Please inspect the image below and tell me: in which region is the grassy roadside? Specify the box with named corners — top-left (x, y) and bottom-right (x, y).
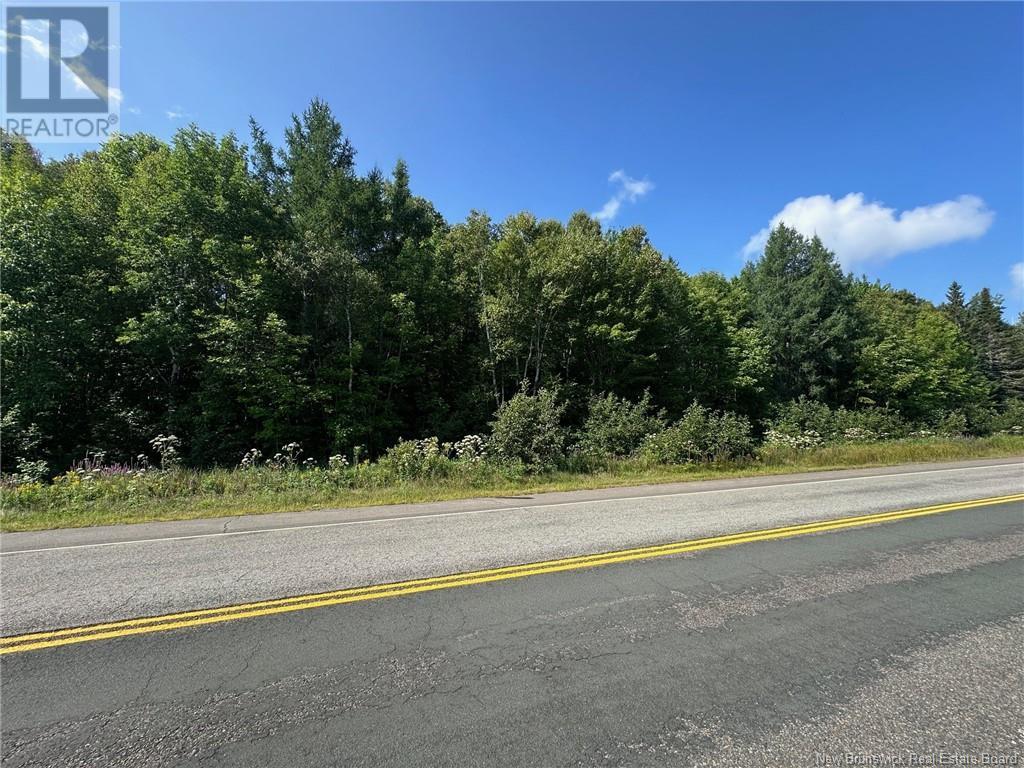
top-left (2, 436), bottom-right (1022, 533)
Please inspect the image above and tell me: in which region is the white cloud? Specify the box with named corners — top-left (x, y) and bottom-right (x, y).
top-left (5, 20), bottom-right (119, 104)
top-left (593, 170), bottom-right (653, 223)
top-left (1011, 262), bottom-right (1024, 296)
top-left (69, 70), bottom-right (93, 94)
top-left (126, 106), bottom-right (141, 115)
top-left (2, 21), bottom-right (50, 57)
top-left (165, 106), bottom-right (186, 120)
top-left (742, 193), bottom-right (995, 267)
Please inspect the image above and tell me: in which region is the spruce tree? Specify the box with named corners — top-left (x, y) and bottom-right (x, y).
top-left (965, 289), bottom-right (1024, 401)
top-left (738, 225), bottom-right (859, 406)
top-left (942, 281), bottom-right (967, 329)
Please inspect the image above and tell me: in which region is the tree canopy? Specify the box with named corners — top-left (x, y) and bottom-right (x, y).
top-left (1, 103), bottom-right (1017, 472)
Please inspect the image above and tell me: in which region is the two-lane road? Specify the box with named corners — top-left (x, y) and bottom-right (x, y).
top-left (1, 459), bottom-right (1022, 766)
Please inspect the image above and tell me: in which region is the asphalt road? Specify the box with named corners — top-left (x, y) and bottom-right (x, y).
top-left (1, 460), bottom-right (1022, 766)
top-left (1, 458), bottom-right (1021, 634)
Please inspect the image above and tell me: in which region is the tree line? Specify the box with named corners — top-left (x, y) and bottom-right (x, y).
top-left (2, 99), bottom-right (1022, 474)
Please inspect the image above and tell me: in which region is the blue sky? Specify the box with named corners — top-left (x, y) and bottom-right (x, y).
top-left (57, 2), bottom-right (1024, 315)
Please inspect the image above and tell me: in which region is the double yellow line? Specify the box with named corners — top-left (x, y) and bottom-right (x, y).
top-left (3, 493), bottom-right (1021, 656)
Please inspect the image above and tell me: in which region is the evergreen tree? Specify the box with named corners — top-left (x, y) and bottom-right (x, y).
top-left (738, 225), bottom-right (860, 406)
top-left (965, 289), bottom-right (1024, 401)
top-left (0, 109), bottom-right (1012, 474)
top-left (941, 281), bottom-right (967, 329)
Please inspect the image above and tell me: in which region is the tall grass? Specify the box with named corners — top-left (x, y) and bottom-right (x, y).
top-left (2, 435), bottom-right (1021, 532)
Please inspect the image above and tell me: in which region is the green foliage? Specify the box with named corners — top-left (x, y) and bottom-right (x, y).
top-left (854, 283), bottom-right (989, 422)
top-left (688, 273), bottom-right (771, 414)
top-left (487, 388), bottom-right (567, 471)
top-left (377, 435), bottom-right (487, 481)
top-left (934, 411), bottom-right (969, 437)
top-left (639, 403), bottom-right (754, 464)
top-left (0, 406), bottom-right (44, 476)
top-left (964, 288), bottom-right (1024, 402)
top-left (6, 435), bottom-right (1022, 532)
top-left (739, 226), bottom-right (859, 406)
top-left (940, 281), bottom-right (967, 330)
top-left (577, 392), bottom-right (666, 458)
top-left (942, 399), bottom-right (1024, 438)
top-left (988, 399), bottom-right (1024, 434)
top-left (765, 398), bottom-right (909, 445)
top-left (0, 105), bottom-right (1017, 481)
top-left (378, 437), bottom-right (457, 481)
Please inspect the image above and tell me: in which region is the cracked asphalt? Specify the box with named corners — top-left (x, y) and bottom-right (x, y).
top-left (1, 482), bottom-right (1022, 766)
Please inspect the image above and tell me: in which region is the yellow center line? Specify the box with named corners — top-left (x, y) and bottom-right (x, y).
top-left (2, 493), bottom-right (1021, 655)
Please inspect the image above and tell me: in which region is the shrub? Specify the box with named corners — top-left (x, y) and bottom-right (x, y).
top-left (11, 458), bottom-right (48, 485)
top-left (832, 407), bottom-right (908, 440)
top-left (378, 437), bottom-right (451, 481)
top-left (934, 411), bottom-right (968, 437)
top-left (449, 434), bottom-right (487, 463)
top-left (765, 398), bottom-right (835, 441)
top-left (952, 407), bottom-right (989, 436)
top-left (488, 388), bottom-right (567, 471)
top-left (765, 399), bottom-right (908, 444)
top-left (0, 405), bottom-right (44, 477)
top-left (376, 434), bottom-right (489, 481)
top-left (991, 399), bottom-right (1024, 435)
top-left (577, 392), bottom-right (666, 458)
top-left (839, 427), bottom-right (876, 442)
top-left (763, 429), bottom-right (825, 450)
top-left (639, 403), bottom-right (754, 464)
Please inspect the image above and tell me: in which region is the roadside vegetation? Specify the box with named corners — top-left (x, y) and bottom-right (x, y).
top-left (3, 397), bottom-right (1022, 531)
top-left (3, 100), bottom-right (1023, 530)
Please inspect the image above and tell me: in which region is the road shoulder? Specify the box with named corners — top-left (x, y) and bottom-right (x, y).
top-left (3, 457), bottom-right (1021, 553)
